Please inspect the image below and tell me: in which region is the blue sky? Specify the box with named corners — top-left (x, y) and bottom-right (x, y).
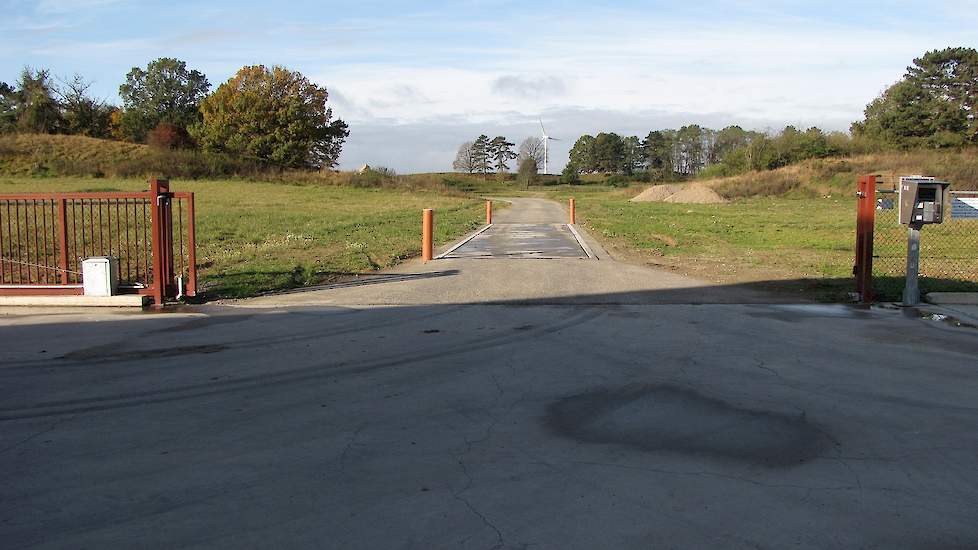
top-left (2, 0), bottom-right (976, 172)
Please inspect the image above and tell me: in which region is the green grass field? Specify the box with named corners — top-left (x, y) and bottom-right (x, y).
top-left (548, 185), bottom-right (860, 299)
top-left (0, 176), bottom-right (486, 298)
top-left (550, 185), bottom-right (978, 300)
top-left (4, 156), bottom-right (975, 303)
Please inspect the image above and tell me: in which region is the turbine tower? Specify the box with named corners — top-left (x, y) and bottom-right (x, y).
top-left (540, 118), bottom-right (559, 174)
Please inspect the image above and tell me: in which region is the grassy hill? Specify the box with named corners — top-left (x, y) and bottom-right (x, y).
top-left (0, 133), bottom-right (146, 175)
top-left (0, 133), bottom-right (266, 179)
top-left (0, 134), bottom-right (522, 195)
top-left (699, 149), bottom-right (978, 199)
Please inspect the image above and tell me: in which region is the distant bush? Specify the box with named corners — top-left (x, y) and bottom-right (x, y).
top-left (373, 166), bottom-right (396, 178)
top-left (604, 174), bottom-right (631, 187)
top-left (517, 158), bottom-right (538, 189)
top-left (347, 167), bottom-right (396, 187)
top-left (705, 147), bottom-right (978, 199)
top-left (696, 163), bottom-right (737, 180)
top-left (712, 173), bottom-right (804, 198)
top-left (71, 148), bottom-right (267, 179)
top-left (147, 122), bottom-right (195, 150)
top-left (559, 164), bottom-right (580, 185)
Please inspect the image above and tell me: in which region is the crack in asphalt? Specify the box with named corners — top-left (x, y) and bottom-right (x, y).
top-left (0, 415), bottom-right (73, 456)
top-left (337, 423), bottom-right (367, 474)
top-left (452, 427), bottom-right (504, 550)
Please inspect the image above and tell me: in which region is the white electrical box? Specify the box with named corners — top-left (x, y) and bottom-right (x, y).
top-left (82, 257), bottom-right (119, 297)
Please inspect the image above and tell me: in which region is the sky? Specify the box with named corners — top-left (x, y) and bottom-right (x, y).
top-left (2, 0), bottom-right (976, 173)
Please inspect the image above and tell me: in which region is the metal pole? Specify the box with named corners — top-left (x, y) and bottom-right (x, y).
top-left (486, 200), bottom-right (492, 225)
top-left (902, 224), bottom-right (922, 306)
top-left (57, 198), bottom-right (70, 285)
top-left (185, 193), bottom-right (197, 297)
top-left (569, 198), bottom-right (576, 225)
top-left (544, 139), bottom-right (548, 175)
top-left (854, 175), bottom-right (876, 303)
top-left (149, 178), bottom-right (168, 306)
top-left (422, 209), bottom-right (433, 262)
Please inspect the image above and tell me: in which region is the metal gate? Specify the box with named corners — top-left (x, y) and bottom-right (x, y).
top-left (0, 178), bottom-right (197, 305)
top-left (854, 174), bottom-right (978, 302)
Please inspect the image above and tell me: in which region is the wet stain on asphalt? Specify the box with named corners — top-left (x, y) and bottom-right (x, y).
top-left (746, 304), bottom-right (873, 323)
top-left (163, 314), bottom-right (257, 333)
top-left (546, 384), bottom-right (831, 467)
top-left (61, 344), bottom-right (228, 362)
top-left (915, 310), bottom-right (978, 330)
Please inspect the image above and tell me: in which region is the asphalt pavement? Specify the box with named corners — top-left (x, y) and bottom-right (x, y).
top-left (2, 198), bottom-right (977, 549)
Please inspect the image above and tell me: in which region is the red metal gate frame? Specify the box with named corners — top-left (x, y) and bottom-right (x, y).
top-left (854, 174), bottom-right (877, 303)
top-left (0, 178), bottom-right (196, 305)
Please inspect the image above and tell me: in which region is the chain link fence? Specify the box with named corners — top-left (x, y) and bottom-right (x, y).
top-left (872, 188), bottom-right (978, 300)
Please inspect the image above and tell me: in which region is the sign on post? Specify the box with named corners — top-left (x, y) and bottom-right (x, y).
top-left (897, 176), bottom-right (950, 307)
top-left (952, 196), bottom-right (978, 219)
top-left (898, 177), bottom-right (950, 225)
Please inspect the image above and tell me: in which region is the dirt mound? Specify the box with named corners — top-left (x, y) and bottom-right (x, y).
top-left (631, 183), bottom-right (727, 204)
top-left (663, 184), bottom-right (727, 204)
top-left (629, 184), bottom-right (683, 202)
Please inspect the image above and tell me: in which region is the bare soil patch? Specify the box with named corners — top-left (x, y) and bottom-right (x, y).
top-left (631, 183), bottom-right (726, 204)
top-left (630, 184), bottom-right (683, 202)
top-left (663, 183), bottom-right (727, 204)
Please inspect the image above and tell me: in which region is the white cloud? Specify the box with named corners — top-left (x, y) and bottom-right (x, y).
top-left (35, 0), bottom-right (122, 14)
top-left (491, 75), bottom-right (567, 99)
top-left (319, 12), bottom-right (976, 172)
top-left (8, 0), bottom-right (976, 173)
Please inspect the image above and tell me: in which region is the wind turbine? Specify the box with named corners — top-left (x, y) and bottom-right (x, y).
top-left (539, 118), bottom-right (559, 174)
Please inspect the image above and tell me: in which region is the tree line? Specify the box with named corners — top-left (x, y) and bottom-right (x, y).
top-left (0, 58), bottom-right (348, 169)
top-left (852, 47), bottom-right (977, 149)
top-left (566, 125), bottom-right (850, 180)
top-left (564, 47), bottom-right (976, 181)
top-left (453, 136), bottom-right (546, 175)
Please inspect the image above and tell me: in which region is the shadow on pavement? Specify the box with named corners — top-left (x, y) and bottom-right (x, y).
top-left (2, 279), bottom-right (978, 549)
top-left (255, 269), bottom-right (461, 296)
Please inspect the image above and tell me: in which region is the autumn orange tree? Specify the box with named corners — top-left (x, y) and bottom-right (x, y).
top-left (193, 65), bottom-right (348, 169)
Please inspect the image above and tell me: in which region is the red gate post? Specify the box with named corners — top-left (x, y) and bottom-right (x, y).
top-left (486, 200), bottom-right (492, 225)
top-left (149, 178), bottom-right (171, 306)
top-left (854, 175), bottom-right (877, 303)
top-left (569, 198), bottom-right (576, 225)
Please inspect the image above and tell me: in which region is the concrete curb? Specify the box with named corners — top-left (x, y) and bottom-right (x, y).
top-left (0, 295), bottom-right (149, 308)
top-left (565, 222), bottom-right (609, 260)
top-left (926, 292), bottom-right (978, 305)
top-left (567, 224), bottom-right (595, 259)
top-left (436, 224), bottom-right (493, 259)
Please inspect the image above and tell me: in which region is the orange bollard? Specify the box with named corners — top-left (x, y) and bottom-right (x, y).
top-left (422, 208), bottom-right (434, 261)
top-left (569, 198), bottom-right (576, 225)
top-left (486, 200), bottom-right (492, 224)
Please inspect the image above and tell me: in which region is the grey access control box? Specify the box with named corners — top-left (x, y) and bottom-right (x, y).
top-left (898, 176), bottom-right (951, 225)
